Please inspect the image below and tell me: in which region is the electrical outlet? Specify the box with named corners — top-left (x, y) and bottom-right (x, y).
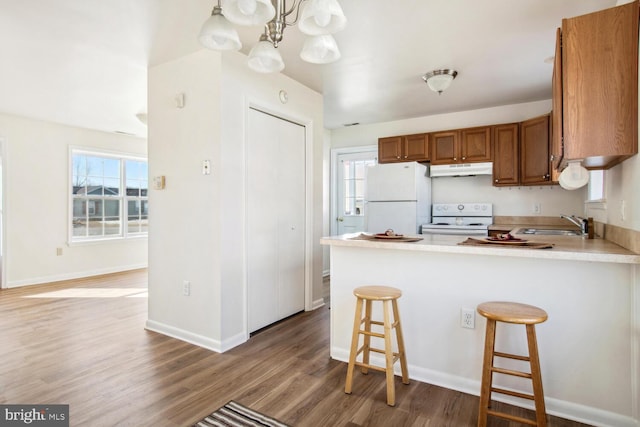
top-left (183, 280), bottom-right (191, 296)
top-left (56, 247), bottom-right (63, 256)
top-left (533, 203), bottom-right (541, 214)
top-left (461, 308), bottom-right (475, 329)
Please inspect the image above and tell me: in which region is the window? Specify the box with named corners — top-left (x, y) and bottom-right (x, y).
top-left (342, 158), bottom-right (375, 217)
top-left (587, 170), bottom-right (604, 201)
top-left (71, 149), bottom-right (147, 242)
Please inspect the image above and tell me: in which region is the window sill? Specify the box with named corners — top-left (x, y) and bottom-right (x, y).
top-left (68, 235), bottom-right (148, 247)
top-left (585, 200), bottom-right (606, 210)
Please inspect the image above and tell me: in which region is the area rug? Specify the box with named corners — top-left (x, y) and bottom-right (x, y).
top-left (192, 400), bottom-right (290, 427)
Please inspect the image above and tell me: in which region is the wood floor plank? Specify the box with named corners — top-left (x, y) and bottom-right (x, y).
top-left (0, 269), bottom-right (593, 426)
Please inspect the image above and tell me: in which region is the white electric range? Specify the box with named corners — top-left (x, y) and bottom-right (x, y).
top-left (421, 203), bottom-right (493, 236)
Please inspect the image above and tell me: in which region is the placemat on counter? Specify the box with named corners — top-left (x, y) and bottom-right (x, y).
top-left (349, 233), bottom-right (424, 242)
top-left (458, 237), bottom-right (554, 249)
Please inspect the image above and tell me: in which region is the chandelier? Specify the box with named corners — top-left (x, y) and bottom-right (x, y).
top-left (199, 0), bottom-right (347, 73)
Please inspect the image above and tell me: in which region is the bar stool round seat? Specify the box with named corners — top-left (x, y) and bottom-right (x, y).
top-left (344, 285), bottom-right (409, 406)
top-left (477, 301), bottom-right (548, 427)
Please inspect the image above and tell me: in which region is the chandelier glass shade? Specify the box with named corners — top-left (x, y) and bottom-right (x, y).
top-left (300, 34), bottom-right (340, 64)
top-left (198, 6), bottom-right (242, 51)
top-left (422, 69), bottom-right (458, 94)
top-left (223, 0), bottom-right (276, 25)
top-left (199, 0), bottom-right (346, 73)
top-left (298, 0), bottom-right (347, 35)
top-left (248, 34), bottom-right (285, 73)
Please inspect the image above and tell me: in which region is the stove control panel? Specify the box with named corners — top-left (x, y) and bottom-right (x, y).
top-left (432, 203), bottom-right (492, 217)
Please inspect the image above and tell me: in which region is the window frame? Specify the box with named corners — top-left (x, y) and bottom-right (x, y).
top-left (69, 147), bottom-right (148, 244)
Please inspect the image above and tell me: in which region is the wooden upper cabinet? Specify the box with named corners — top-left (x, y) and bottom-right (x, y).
top-left (561, 1), bottom-right (639, 169)
top-left (430, 131), bottom-right (458, 164)
top-left (461, 126), bottom-right (492, 163)
top-left (550, 27), bottom-right (563, 177)
top-left (378, 134), bottom-right (429, 163)
top-left (378, 136), bottom-right (403, 163)
top-left (492, 123), bottom-right (519, 186)
top-left (520, 115), bottom-right (552, 185)
top-left (404, 133), bottom-right (430, 161)
top-left (431, 126), bottom-right (491, 165)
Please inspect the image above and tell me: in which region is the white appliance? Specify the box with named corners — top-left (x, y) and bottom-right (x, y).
top-left (365, 162), bottom-right (431, 235)
top-left (421, 203), bottom-right (493, 235)
top-left (429, 162), bottom-right (493, 177)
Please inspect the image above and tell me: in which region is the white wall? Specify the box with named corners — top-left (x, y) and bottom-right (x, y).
top-left (329, 100), bottom-right (585, 219)
top-left (431, 176), bottom-right (585, 217)
top-left (147, 50), bottom-right (223, 349)
top-left (0, 113), bottom-right (147, 288)
top-left (147, 49), bottom-right (325, 352)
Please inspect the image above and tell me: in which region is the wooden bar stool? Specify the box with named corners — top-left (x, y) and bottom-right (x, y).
top-left (344, 285), bottom-right (409, 406)
top-left (477, 301), bottom-right (548, 427)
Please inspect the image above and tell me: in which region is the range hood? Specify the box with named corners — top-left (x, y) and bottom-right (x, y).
top-left (429, 162), bottom-right (493, 177)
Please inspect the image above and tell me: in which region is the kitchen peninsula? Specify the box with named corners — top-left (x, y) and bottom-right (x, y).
top-left (321, 233), bottom-right (640, 427)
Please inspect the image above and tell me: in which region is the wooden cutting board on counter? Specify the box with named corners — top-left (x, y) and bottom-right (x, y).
top-left (458, 237), bottom-right (554, 249)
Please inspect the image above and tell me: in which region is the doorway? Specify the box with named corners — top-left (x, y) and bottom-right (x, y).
top-left (330, 147), bottom-right (377, 236)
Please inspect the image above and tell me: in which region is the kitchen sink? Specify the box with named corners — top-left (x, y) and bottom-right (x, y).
top-left (517, 228), bottom-right (581, 236)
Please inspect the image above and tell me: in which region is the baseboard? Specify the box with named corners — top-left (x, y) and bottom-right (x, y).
top-left (6, 264), bottom-right (148, 288)
top-left (145, 319), bottom-right (223, 353)
top-left (331, 347), bottom-right (638, 427)
top-left (311, 298), bottom-right (325, 310)
top-left (220, 331), bottom-right (247, 352)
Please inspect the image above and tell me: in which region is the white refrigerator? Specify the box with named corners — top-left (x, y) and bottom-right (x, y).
top-left (365, 162), bottom-right (431, 236)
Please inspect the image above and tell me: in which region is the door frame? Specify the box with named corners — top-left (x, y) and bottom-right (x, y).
top-left (244, 99), bottom-right (314, 339)
top-left (330, 145), bottom-right (377, 237)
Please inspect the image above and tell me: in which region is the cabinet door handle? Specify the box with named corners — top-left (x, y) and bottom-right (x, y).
top-left (495, 179), bottom-right (499, 183)
top-left (462, 156), bottom-right (466, 160)
top-left (453, 157), bottom-right (457, 161)
top-left (404, 155), bottom-right (407, 159)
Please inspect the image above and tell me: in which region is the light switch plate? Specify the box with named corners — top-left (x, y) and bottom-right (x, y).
top-left (153, 176), bottom-right (165, 190)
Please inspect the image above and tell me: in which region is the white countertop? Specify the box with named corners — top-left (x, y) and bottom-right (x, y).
top-left (320, 232), bottom-right (640, 264)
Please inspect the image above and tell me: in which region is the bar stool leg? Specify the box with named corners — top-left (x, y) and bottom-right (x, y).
top-left (345, 297), bottom-right (364, 394)
top-left (527, 324), bottom-right (547, 427)
top-left (392, 299), bottom-right (409, 385)
top-left (383, 299), bottom-right (396, 406)
top-left (361, 299), bottom-right (372, 374)
top-left (478, 318), bottom-right (497, 427)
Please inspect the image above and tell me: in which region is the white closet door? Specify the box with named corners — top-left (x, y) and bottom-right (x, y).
top-left (276, 115), bottom-right (305, 320)
top-left (247, 108), bottom-right (305, 333)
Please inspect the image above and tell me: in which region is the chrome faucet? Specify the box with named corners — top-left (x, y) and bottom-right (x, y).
top-left (560, 214), bottom-right (588, 235)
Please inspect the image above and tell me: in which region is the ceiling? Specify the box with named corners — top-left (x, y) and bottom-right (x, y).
top-left (0, 0), bottom-right (618, 137)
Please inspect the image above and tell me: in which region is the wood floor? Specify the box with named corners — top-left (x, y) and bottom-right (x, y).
top-left (0, 270), bottom-right (592, 427)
